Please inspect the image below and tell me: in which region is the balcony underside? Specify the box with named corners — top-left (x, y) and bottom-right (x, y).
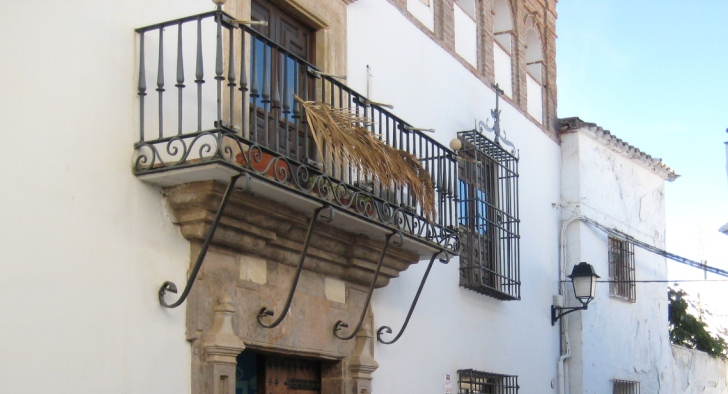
top-left (136, 151), bottom-right (457, 260)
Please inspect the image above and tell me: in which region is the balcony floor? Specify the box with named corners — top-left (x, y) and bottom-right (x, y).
top-left (138, 161), bottom-right (455, 260)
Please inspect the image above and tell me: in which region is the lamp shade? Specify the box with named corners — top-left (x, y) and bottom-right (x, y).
top-left (567, 262), bottom-right (600, 306)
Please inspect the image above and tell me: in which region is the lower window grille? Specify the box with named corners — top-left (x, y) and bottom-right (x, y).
top-left (457, 369), bottom-right (519, 394)
top-left (612, 379), bottom-right (640, 394)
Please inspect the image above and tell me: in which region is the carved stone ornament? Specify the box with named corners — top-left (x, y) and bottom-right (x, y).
top-left (202, 295), bottom-right (246, 394)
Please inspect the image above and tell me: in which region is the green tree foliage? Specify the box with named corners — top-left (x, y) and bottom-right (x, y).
top-left (668, 287), bottom-right (727, 358)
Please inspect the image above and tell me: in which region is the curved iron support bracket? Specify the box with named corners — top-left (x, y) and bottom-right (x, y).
top-left (377, 249), bottom-right (450, 345)
top-left (551, 304), bottom-right (588, 326)
top-left (334, 231), bottom-right (404, 340)
top-left (257, 205), bottom-right (335, 328)
top-left (159, 173), bottom-right (250, 308)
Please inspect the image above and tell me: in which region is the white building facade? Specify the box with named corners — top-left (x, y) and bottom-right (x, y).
top-left (1, 0), bottom-right (724, 393)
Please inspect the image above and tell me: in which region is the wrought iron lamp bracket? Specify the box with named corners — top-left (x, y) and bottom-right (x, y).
top-left (258, 205), bottom-right (335, 329)
top-left (334, 231), bottom-right (404, 340)
top-left (551, 304), bottom-right (588, 326)
top-left (377, 249), bottom-right (450, 345)
top-left (158, 173), bottom-right (251, 308)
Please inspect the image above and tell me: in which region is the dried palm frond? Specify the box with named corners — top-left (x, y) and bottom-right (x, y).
top-left (295, 95), bottom-right (436, 221)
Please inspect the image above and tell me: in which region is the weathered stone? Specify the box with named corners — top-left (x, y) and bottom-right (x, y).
top-left (171, 180), bottom-right (417, 393)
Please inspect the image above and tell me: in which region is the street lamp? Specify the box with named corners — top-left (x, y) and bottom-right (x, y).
top-left (551, 262), bottom-right (600, 326)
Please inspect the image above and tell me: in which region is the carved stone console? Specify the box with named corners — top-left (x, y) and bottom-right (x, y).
top-left (164, 181), bottom-right (419, 393)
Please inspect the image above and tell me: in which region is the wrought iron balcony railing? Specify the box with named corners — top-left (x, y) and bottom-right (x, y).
top-left (133, 9), bottom-right (458, 253)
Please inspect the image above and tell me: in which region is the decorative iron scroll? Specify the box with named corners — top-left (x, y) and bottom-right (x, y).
top-left (134, 131), bottom-right (459, 252)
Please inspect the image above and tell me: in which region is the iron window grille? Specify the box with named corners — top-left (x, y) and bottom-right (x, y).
top-left (609, 236), bottom-right (636, 302)
top-left (612, 379), bottom-right (640, 394)
top-left (458, 369), bottom-right (519, 394)
top-left (456, 130), bottom-right (520, 300)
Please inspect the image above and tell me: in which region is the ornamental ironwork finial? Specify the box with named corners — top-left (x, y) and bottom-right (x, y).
top-left (478, 83), bottom-right (517, 155)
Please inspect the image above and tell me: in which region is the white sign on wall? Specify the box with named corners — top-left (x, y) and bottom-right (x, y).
top-left (444, 373), bottom-right (452, 393)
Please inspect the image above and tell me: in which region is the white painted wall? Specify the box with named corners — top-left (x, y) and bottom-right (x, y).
top-left (407, 0), bottom-right (434, 32)
top-left (348, 1), bottom-right (562, 393)
top-left (0, 1), bottom-right (215, 392)
top-left (4, 1), bottom-right (693, 393)
top-left (561, 129), bottom-right (674, 393)
top-left (454, 4), bottom-right (477, 67)
top-left (671, 345), bottom-right (728, 393)
top-left (494, 43), bottom-right (513, 97)
top-left (526, 75), bottom-right (543, 123)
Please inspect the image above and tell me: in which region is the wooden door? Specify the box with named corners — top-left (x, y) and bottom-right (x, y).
top-left (250, 0), bottom-right (314, 62)
top-left (248, 0), bottom-right (316, 163)
top-left (263, 355), bottom-right (321, 394)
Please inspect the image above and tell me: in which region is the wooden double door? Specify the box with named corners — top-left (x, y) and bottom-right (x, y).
top-left (248, 0), bottom-right (317, 163)
top-left (236, 352), bottom-right (321, 394)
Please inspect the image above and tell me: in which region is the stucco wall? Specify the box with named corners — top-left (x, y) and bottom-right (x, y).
top-left (349, 1), bottom-right (563, 393)
top-left (671, 345), bottom-right (728, 393)
top-left (561, 129), bottom-right (673, 393)
top-left (454, 4), bottom-right (477, 67)
top-left (0, 1), bottom-right (216, 392)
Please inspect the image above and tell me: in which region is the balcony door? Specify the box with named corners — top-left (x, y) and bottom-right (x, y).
top-left (249, 0), bottom-right (316, 163)
top-left (251, 0), bottom-right (314, 62)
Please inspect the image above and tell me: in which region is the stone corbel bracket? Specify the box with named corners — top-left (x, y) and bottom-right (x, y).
top-left (163, 181), bottom-right (420, 289)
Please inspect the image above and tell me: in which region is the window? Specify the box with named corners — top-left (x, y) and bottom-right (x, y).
top-left (454, 0), bottom-right (477, 66)
top-left (492, 0), bottom-right (514, 97)
top-left (457, 130), bottom-right (520, 300)
top-left (609, 236), bottom-right (636, 302)
top-left (524, 27), bottom-right (543, 122)
top-left (407, 0), bottom-right (435, 31)
top-left (612, 379), bottom-right (640, 394)
top-left (458, 369), bottom-right (519, 394)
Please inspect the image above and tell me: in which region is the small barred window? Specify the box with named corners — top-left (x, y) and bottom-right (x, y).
top-left (458, 369), bottom-right (519, 394)
top-left (612, 379), bottom-right (640, 394)
top-left (609, 236), bottom-right (636, 302)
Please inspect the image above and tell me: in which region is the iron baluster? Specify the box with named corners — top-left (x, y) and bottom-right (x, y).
top-left (320, 75), bottom-right (327, 170)
top-left (282, 54), bottom-right (290, 156)
top-left (258, 205), bottom-right (335, 328)
top-left (215, 12), bottom-right (224, 124)
top-left (270, 48), bottom-right (280, 153)
top-left (239, 28), bottom-right (248, 137)
top-left (195, 17), bottom-right (204, 132)
top-left (156, 27), bottom-right (165, 139)
top-left (158, 173), bottom-right (250, 308)
top-left (176, 22), bottom-right (185, 136)
top-left (292, 63), bottom-right (300, 161)
top-left (227, 23), bottom-right (236, 126)
top-left (250, 37), bottom-right (259, 142)
top-left (302, 67), bottom-right (309, 162)
top-left (261, 45), bottom-right (270, 147)
top-left (138, 31), bottom-right (146, 142)
top-left (377, 250), bottom-right (450, 344)
top-left (282, 55), bottom-right (290, 116)
top-left (334, 232), bottom-right (404, 340)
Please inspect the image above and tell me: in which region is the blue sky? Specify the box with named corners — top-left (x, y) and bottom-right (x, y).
top-left (556, 1), bottom-right (728, 288)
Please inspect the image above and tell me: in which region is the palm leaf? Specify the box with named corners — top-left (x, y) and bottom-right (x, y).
top-left (295, 95), bottom-right (436, 221)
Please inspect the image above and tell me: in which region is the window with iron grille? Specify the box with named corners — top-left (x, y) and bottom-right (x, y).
top-left (457, 130), bottom-right (520, 300)
top-left (612, 379), bottom-right (640, 394)
top-left (458, 369), bottom-right (519, 394)
top-left (609, 236), bottom-right (636, 302)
